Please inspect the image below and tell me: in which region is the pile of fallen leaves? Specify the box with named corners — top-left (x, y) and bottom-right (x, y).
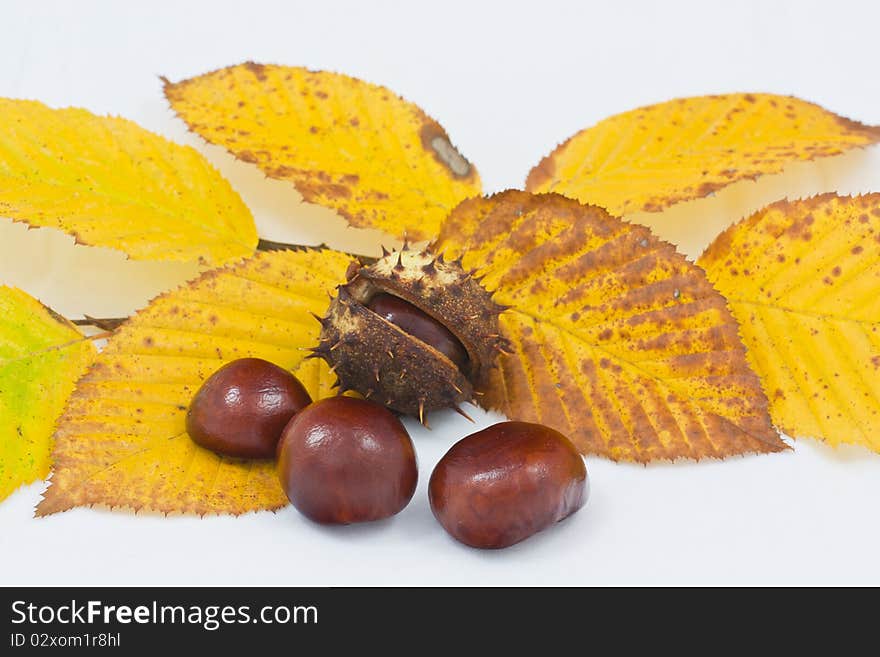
top-left (1, 64), bottom-right (878, 516)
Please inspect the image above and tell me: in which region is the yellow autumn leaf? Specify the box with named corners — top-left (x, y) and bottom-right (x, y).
top-left (0, 287), bottom-right (95, 502)
top-left (0, 98), bottom-right (257, 264)
top-left (699, 194), bottom-right (880, 452)
top-left (163, 63), bottom-right (481, 242)
top-left (526, 94), bottom-right (880, 216)
top-left (38, 248), bottom-right (352, 516)
top-left (435, 191), bottom-right (784, 462)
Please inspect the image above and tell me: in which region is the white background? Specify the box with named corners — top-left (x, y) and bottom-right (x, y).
top-left (1, 0), bottom-right (879, 586)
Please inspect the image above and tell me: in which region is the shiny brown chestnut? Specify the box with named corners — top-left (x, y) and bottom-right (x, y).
top-left (278, 396), bottom-right (418, 524)
top-left (366, 293), bottom-right (469, 371)
top-left (186, 358), bottom-right (312, 459)
top-left (429, 421), bottom-right (588, 549)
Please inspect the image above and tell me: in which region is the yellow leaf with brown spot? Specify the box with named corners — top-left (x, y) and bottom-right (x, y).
top-left (163, 63), bottom-right (481, 242)
top-left (700, 194), bottom-right (880, 452)
top-left (435, 191), bottom-right (783, 462)
top-left (0, 98), bottom-right (257, 264)
top-left (526, 94), bottom-right (880, 216)
top-left (38, 248), bottom-right (351, 516)
top-left (0, 287), bottom-right (95, 502)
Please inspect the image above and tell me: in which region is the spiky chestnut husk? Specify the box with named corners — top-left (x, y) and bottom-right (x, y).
top-left (312, 245), bottom-right (510, 422)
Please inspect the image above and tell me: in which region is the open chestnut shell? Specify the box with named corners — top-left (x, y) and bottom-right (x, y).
top-left (312, 246), bottom-right (509, 421)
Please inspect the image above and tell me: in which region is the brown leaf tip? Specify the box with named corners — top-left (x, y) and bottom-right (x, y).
top-left (524, 151), bottom-right (557, 191)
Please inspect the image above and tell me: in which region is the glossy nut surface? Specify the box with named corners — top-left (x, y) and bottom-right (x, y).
top-left (429, 421), bottom-right (588, 549)
top-left (367, 293), bottom-right (469, 371)
top-left (278, 396), bottom-right (418, 524)
top-left (186, 358), bottom-right (312, 459)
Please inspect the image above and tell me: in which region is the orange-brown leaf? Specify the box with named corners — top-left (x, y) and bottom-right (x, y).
top-left (435, 190), bottom-right (784, 462)
top-left (526, 94), bottom-right (880, 216)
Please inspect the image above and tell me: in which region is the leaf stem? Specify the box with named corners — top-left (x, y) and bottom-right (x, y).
top-left (70, 242), bottom-right (379, 332)
top-left (256, 238), bottom-right (316, 252)
top-left (72, 317), bottom-right (128, 331)
top-left (256, 238), bottom-right (378, 264)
